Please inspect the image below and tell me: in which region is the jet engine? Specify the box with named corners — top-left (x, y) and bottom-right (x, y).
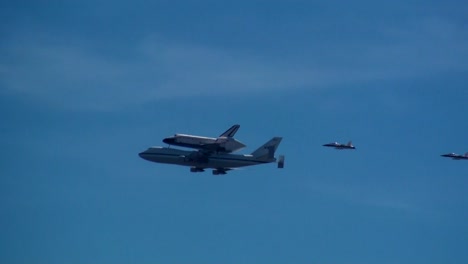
top-left (212, 169), bottom-right (227, 175)
top-left (190, 167), bottom-right (204, 173)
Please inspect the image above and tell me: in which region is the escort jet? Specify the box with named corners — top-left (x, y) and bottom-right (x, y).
top-left (323, 141), bottom-right (356, 150)
top-left (441, 152), bottom-right (468, 160)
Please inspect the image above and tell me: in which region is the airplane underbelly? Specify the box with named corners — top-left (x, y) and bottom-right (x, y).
top-left (144, 155), bottom-right (182, 164)
top-left (206, 158), bottom-right (256, 168)
top-left (140, 152), bottom-right (261, 169)
top-left (150, 155), bottom-right (216, 168)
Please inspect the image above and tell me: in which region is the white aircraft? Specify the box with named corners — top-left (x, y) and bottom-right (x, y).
top-left (139, 137), bottom-right (285, 175)
top-left (162, 124), bottom-right (246, 153)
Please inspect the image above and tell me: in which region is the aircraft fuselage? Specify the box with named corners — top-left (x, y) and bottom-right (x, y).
top-left (323, 143), bottom-right (356, 150)
top-left (139, 147), bottom-right (273, 169)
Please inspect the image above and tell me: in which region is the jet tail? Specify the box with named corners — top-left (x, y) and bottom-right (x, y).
top-left (251, 137), bottom-right (282, 161)
top-left (347, 141), bottom-right (353, 147)
top-left (219, 124), bottom-right (240, 138)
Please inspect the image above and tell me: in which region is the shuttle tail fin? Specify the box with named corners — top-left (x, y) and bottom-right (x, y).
top-left (251, 137), bottom-right (282, 161)
top-left (219, 124), bottom-right (240, 138)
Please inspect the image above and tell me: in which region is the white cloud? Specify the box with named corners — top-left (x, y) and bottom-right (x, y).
top-left (1, 17), bottom-right (467, 111)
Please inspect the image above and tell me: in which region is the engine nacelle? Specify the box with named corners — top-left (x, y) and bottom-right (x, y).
top-left (190, 167), bottom-right (205, 173)
top-left (212, 169), bottom-right (227, 175)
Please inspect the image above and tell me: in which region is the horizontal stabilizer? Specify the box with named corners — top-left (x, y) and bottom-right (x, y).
top-left (277, 155), bottom-right (285, 168)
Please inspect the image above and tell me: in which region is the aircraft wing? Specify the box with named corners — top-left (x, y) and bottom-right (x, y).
top-left (199, 138), bottom-right (245, 153)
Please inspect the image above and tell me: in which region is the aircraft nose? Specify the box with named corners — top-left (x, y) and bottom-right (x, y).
top-left (138, 151), bottom-right (151, 161)
top-left (163, 137), bottom-right (175, 144)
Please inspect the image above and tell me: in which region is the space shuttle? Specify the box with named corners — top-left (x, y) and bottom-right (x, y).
top-left (162, 124), bottom-right (246, 153)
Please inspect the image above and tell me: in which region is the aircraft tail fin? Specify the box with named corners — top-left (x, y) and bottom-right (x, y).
top-left (347, 141), bottom-right (353, 147)
top-left (219, 124), bottom-right (240, 138)
top-left (251, 137), bottom-right (282, 161)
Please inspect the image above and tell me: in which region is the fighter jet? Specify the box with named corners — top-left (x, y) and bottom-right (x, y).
top-left (440, 152), bottom-right (468, 160)
top-left (139, 137), bottom-right (284, 175)
top-left (162, 124), bottom-right (246, 153)
top-left (323, 141), bottom-right (356, 150)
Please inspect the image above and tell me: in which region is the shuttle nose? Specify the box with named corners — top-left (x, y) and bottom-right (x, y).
top-left (163, 137), bottom-right (175, 144)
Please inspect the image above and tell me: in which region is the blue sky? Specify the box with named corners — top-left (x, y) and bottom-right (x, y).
top-left (1, 1), bottom-right (468, 263)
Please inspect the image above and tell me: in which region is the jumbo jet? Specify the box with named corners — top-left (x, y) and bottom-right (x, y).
top-left (323, 141), bottom-right (356, 150)
top-left (441, 152), bottom-right (468, 160)
top-left (139, 137), bottom-right (284, 175)
top-left (162, 124), bottom-right (246, 153)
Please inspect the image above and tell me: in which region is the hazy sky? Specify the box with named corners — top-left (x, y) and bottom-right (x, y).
top-left (1, 1), bottom-right (468, 263)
